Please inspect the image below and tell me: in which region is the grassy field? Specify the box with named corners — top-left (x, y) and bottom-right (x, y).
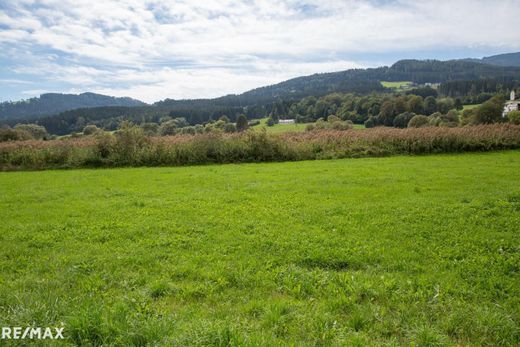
top-left (380, 81), bottom-right (414, 90)
top-left (462, 104), bottom-right (482, 111)
top-left (1, 151), bottom-right (519, 346)
top-left (252, 118), bottom-right (309, 133)
top-left (251, 118), bottom-right (364, 133)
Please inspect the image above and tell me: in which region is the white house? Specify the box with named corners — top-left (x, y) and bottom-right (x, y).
top-left (278, 119), bottom-right (295, 124)
top-left (503, 90), bottom-right (520, 117)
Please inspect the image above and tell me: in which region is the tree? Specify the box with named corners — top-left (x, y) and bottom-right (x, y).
top-left (473, 96), bottom-right (504, 124)
top-left (158, 120), bottom-right (178, 136)
top-left (424, 96), bottom-right (437, 116)
top-left (393, 112), bottom-right (415, 128)
top-left (364, 116), bottom-right (377, 128)
top-left (507, 110), bottom-right (520, 124)
top-left (327, 115), bottom-right (341, 123)
top-left (408, 115), bottom-right (430, 128)
top-left (140, 123), bottom-right (159, 136)
top-left (236, 114), bottom-right (249, 132)
top-left (266, 117), bottom-right (275, 126)
top-left (14, 123), bottom-right (49, 140)
top-left (223, 123), bottom-right (237, 133)
top-left (437, 98), bottom-right (455, 114)
top-left (454, 98), bottom-right (463, 110)
top-left (407, 95), bottom-right (423, 114)
top-left (219, 115), bottom-right (230, 123)
top-left (378, 101), bottom-right (395, 126)
top-left (83, 124), bottom-right (100, 135)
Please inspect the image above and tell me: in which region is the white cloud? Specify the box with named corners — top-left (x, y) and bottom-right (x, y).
top-left (1, 0), bottom-right (520, 102)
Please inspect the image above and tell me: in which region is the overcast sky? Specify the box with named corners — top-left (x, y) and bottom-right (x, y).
top-left (1, 0), bottom-right (520, 103)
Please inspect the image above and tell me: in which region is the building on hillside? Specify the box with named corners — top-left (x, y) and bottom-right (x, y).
top-left (279, 119), bottom-right (295, 124)
top-left (503, 90), bottom-right (520, 117)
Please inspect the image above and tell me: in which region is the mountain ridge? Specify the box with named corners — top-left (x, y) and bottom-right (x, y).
top-left (2, 52), bottom-right (520, 125)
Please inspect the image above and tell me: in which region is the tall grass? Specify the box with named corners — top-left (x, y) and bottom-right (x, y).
top-left (1, 124), bottom-right (520, 170)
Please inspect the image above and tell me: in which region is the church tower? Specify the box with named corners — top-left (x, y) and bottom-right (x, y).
top-left (511, 90), bottom-right (516, 101)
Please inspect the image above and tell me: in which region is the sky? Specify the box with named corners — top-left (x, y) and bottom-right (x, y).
top-left (1, 0), bottom-right (520, 104)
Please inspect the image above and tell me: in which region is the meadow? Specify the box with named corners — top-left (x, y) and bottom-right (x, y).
top-left (0, 151), bottom-right (519, 346)
top-left (462, 104), bottom-right (482, 111)
top-left (380, 81), bottom-right (414, 91)
top-left (251, 118), bottom-right (310, 133)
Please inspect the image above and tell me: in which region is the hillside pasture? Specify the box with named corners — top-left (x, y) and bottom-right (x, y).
top-left (380, 81), bottom-right (414, 90)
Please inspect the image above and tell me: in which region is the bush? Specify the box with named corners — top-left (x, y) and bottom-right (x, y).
top-left (507, 110), bottom-right (520, 125)
top-left (393, 112), bottom-right (415, 128)
top-left (14, 124), bottom-right (49, 140)
top-left (327, 115), bottom-right (341, 123)
top-left (331, 120), bottom-right (353, 130)
top-left (305, 124), bottom-right (316, 131)
top-left (266, 117), bottom-right (275, 127)
top-left (141, 123), bottom-right (159, 136)
top-left (408, 115), bottom-right (430, 128)
top-left (83, 125), bottom-right (100, 136)
top-left (364, 116), bottom-right (377, 128)
top-left (223, 123), bottom-right (237, 133)
top-left (158, 120), bottom-right (179, 136)
top-left (0, 126), bottom-right (32, 142)
top-left (473, 96), bottom-right (504, 124)
top-left (236, 114), bottom-right (249, 132)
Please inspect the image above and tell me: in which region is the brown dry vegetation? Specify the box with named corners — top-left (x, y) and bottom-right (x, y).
top-left (1, 124), bottom-right (520, 170)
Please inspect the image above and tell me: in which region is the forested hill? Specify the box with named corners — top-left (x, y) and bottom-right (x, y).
top-left (463, 52), bottom-right (520, 67)
top-left (0, 92), bottom-right (146, 121)
top-left (5, 58), bottom-right (520, 135)
top-left (155, 59), bottom-right (520, 109)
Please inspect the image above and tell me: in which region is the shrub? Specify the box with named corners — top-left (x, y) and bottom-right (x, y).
top-left (327, 115), bottom-right (341, 123)
top-left (180, 126), bottom-right (196, 135)
top-left (223, 123), bottom-right (237, 133)
top-left (83, 125), bottom-right (100, 136)
top-left (473, 96), bottom-right (504, 124)
top-left (305, 124), bottom-right (316, 131)
top-left (331, 120), bottom-right (353, 130)
top-left (0, 126), bottom-right (32, 142)
top-left (14, 123), bottom-right (49, 140)
top-left (219, 115), bottom-right (230, 123)
top-left (393, 112), bottom-right (415, 128)
top-left (507, 110), bottom-right (520, 125)
top-left (158, 120), bottom-right (178, 136)
top-left (141, 123), bottom-right (159, 136)
top-left (236, 114), bottom-right (249, 132)
top-left (364, 116), bottom-right (377, 128)
top-left (266, 117), bottom-right (275, 127)
top-left (408, 115), bottom-right (430, 128)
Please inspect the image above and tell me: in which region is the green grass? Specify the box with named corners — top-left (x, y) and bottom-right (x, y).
top-left (0, 151), bottom-right (519, 346)
top-left (252, 118), bottom-right (364, 133)
top-left (252, 118), bottom-right (309, 133)
top-left (462, 104), bottom-right (482, 111)
top-left (380, 81), bottom-right (414, 90)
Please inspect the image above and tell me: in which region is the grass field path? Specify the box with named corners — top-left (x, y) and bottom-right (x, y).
top-left (0, 152), bottom-right (519, 346)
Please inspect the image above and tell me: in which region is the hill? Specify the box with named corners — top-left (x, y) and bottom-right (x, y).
top-left (464, 52), bottom-right (520, 67)
top-left (6, 57), bottom-right (520, 134)
top-left (0, 92), bottom-right (146, 121)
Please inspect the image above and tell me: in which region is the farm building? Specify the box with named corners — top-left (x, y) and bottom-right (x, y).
top-left (503, 90), bottom-right (520, 117)
top-left (279, 119), bottom-right (295, 124)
